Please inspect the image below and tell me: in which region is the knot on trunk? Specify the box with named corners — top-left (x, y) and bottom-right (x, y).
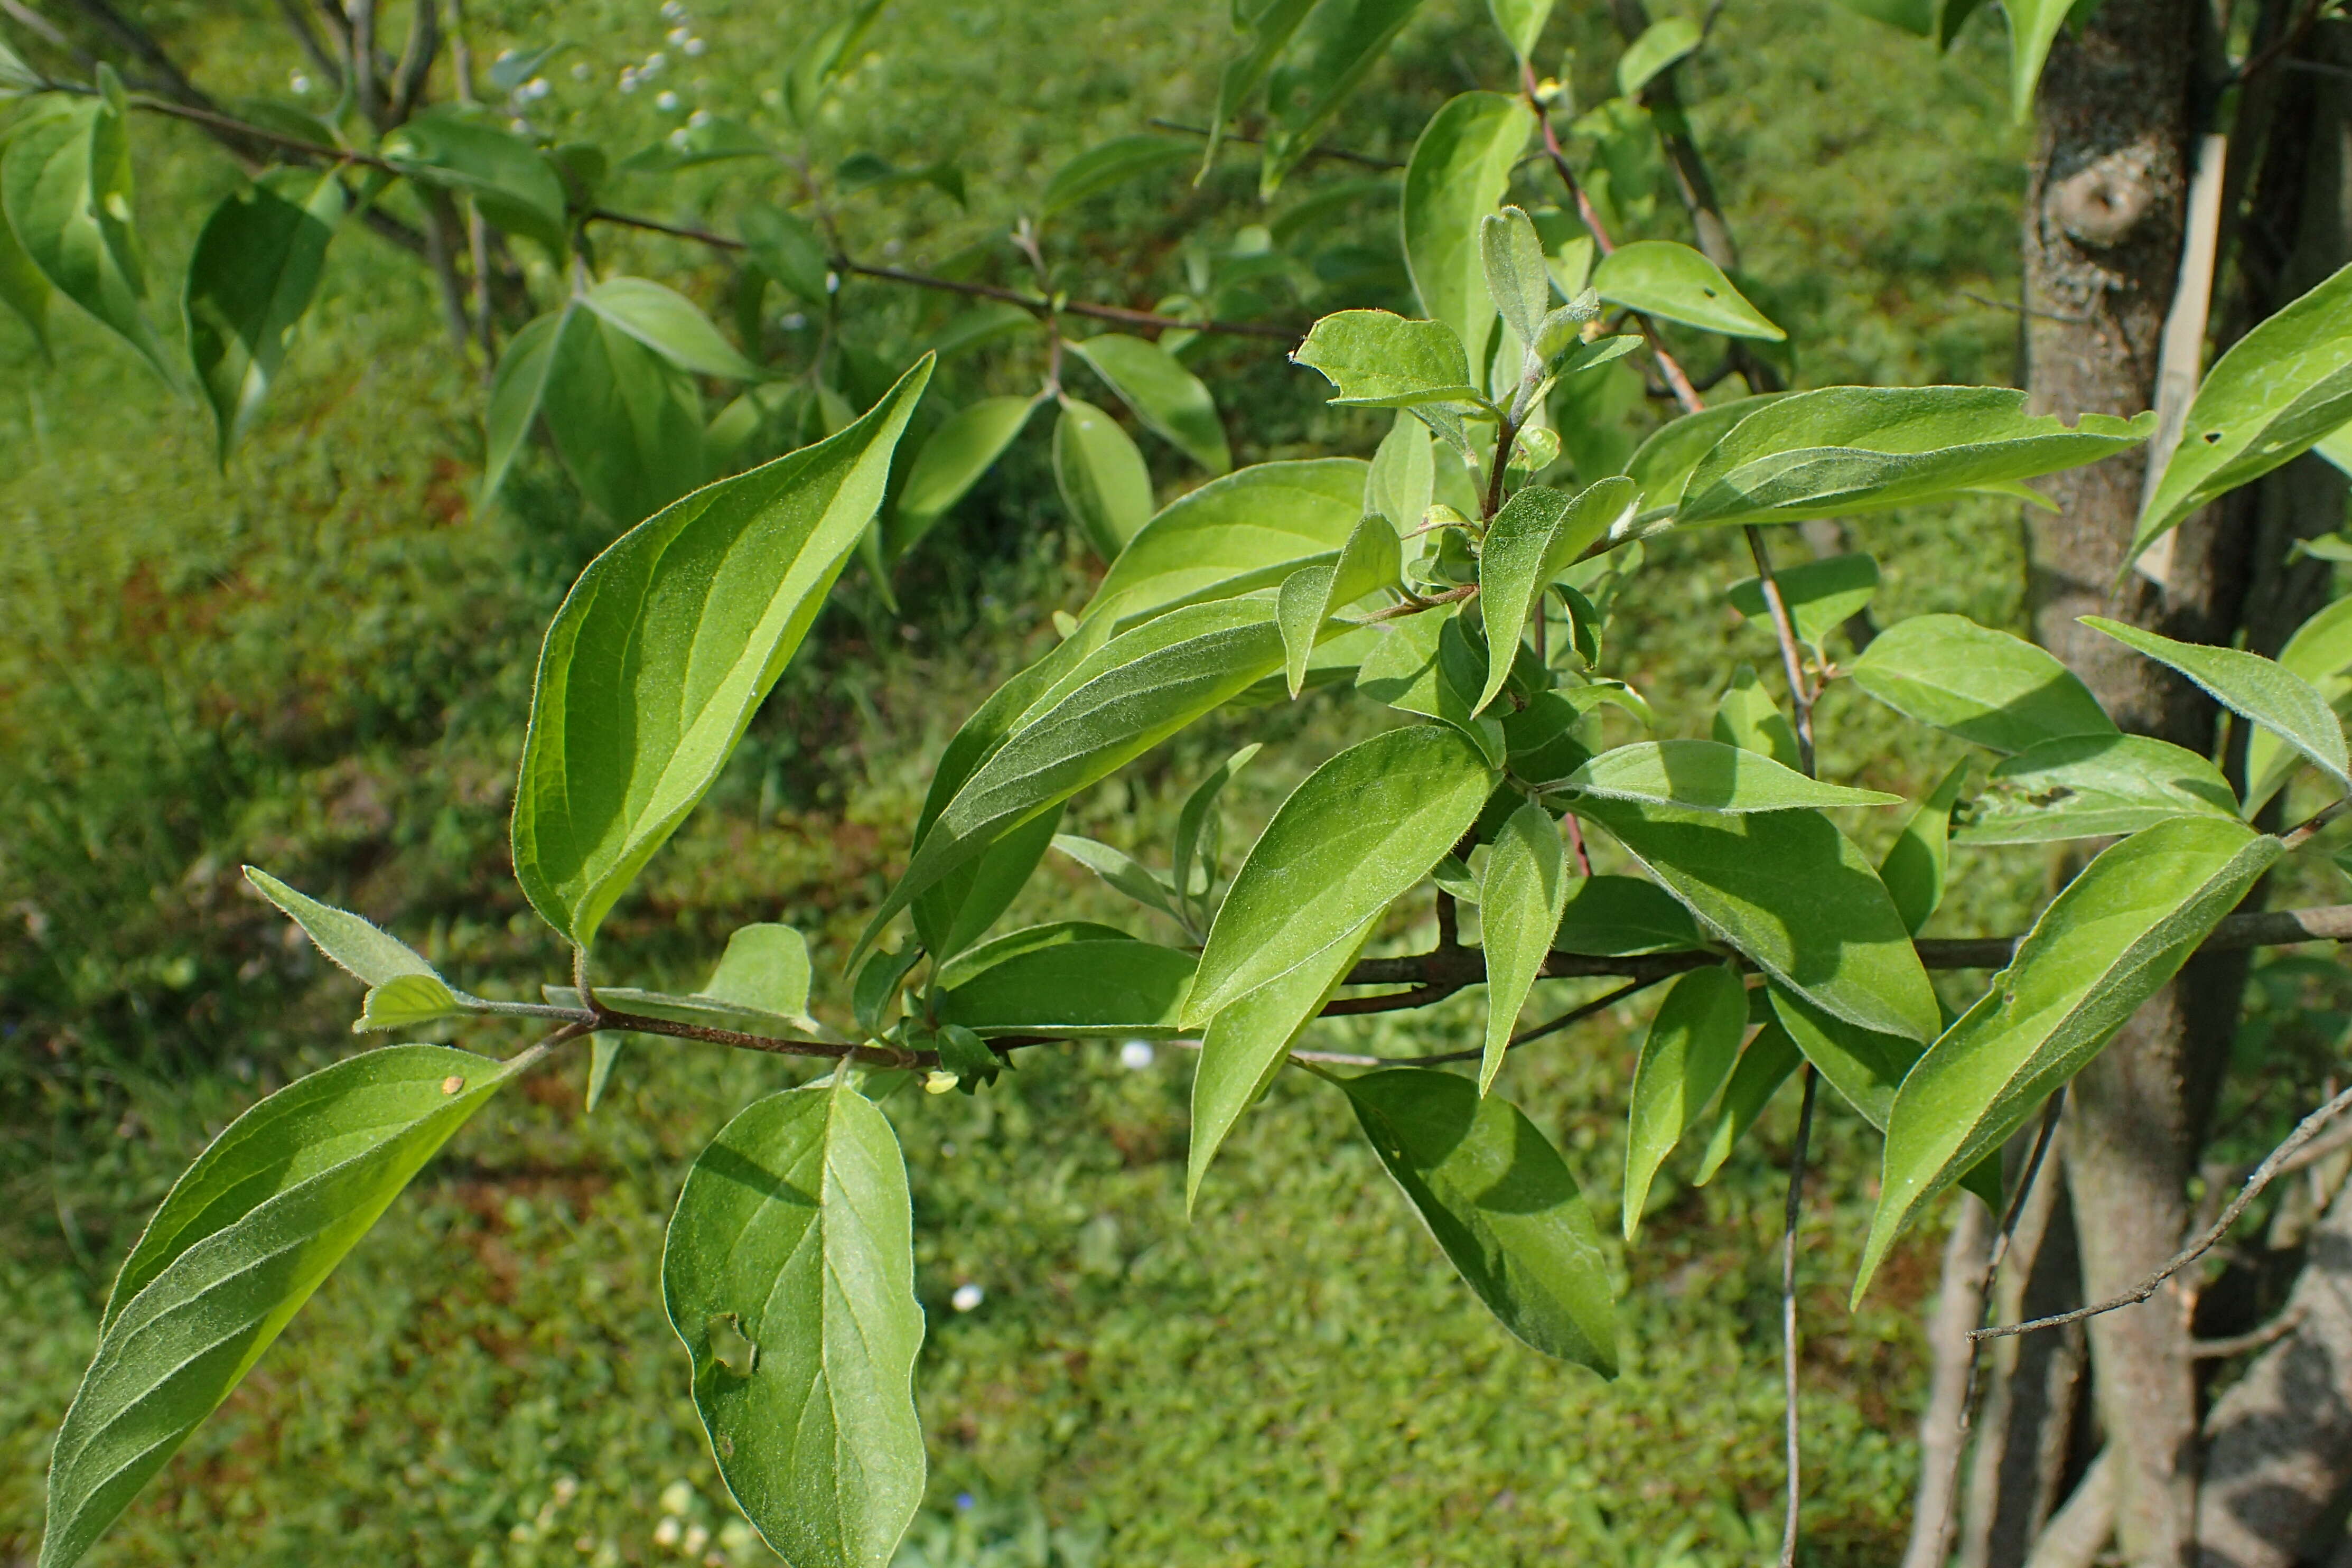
top-left (2050, 146), bottom-right (2162, 248)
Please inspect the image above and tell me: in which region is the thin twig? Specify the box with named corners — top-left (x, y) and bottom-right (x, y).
top-left (1145, 117), bottom-right (1402, 171)
top-left (2280, 794), bottom-right (2350, 852)
top-left (1743, 525), bottom-right (1818, 777)
top-left (1780, 1065), bottom-right (1821, 1568)
top-left (1974, 1081), bottom-right (2352, 1341)
top-left (2190, 1303), bottom-right (2309, 1360)
top-left (1287, 977), bottom-right (1663, 1067)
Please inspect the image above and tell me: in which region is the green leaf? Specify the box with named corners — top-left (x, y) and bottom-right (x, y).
top-left (184, 169), bottom-right (343, 461)
top-left (1574, 796), bottom-right (1940, 1042)
top-left (662, 1076), bottom-right (924, 1568)
top-left (0, 35), bottom-right (42, 95)
top-left (2001, 0), bottom-right (2089, 123)
top-left (1674, 387), bottom-right (2153, 529)
top-left (740, 203), bottom-right (831, 306)
top-left (1480, 800), bottom-right (1571, 1092)
top-left (1550, 739), bottom-right (1903, 811)
top-left (1950, 733), bottom-right (2244, 844)
top-left (480, 310), bottom-right (563, 512)
top-left (540, 302), bottom-right (711, 525)
top-left (1066, 333), bottom-right (1230, 473)
top-left (1292, 308), bottom-right (1480, 408)
top-left (936, 940), bottom-right (1197, 1037)
top-left (1856, 817), bottom-right (2281, 1300)
top-left (933, 920), bottom-right (1137, 990)
top-left (1052, 395), bottom-right (1154, 559)
top-left (1174, 743), bottom-right (1262, 901)
top-left (1555, 874), bottom-right (1703, 955)
top-left (2247, 596), bottom-right (2352, 814)
top-left (584, 1033), bottom-right (622, 1112)
top-left (1278, 512), bottom-right (1402, 696)
top-left (1847, 612), bottom-right (2116, 754)
top-left (582, 276), bottom-right (757, 380)
top-left (888, 395), bottom-right (1035, 559)
top-left (354, 973), bottom-right (465, 1032)
top-left (244, 867), bottom-right (443, 987)
top-left (1622, 963), bottom-right (1747, 1237)
top-left (1725, 553), bottom-right (1878, 652)
top-left (1186, 725), bottom-right (1496, 1026)
top-left (1202, 0), bottom-right (1319, 179)
top-left (0, 188), bottom-right (53, 354)
top-left (861, 597), bottom-right (1289, 963)
top-left (1615, 16), bottom-right (1701, 96)
top-left (782, 0), bottom-right (885, 126)
top-left (1504, 688), bottom-right (1596, 783)
top-left (1694, 1019), bottom-right (1800, 1183)
top-left (1340, 1068), bottom-right (1617, 1372)
top-left (1487, 0), bottom-right (1554, 60)
top-left (1402, 91), bottom-right (1535, 397)
top-left (1, 85), bottom-right (169, 377)
top-left (1259, 0), bottom-right (1427, 194)
top-left (1592, 239), bottom-right (1782, 341)
top-left (381, 109), bottom-right (569, 258)
top-left (1831, 0), bottom-right (1934, 34)
top-left (617, 114), bottom-right (772, 173)
top-left (513, 357), bottom-right (931, 948)
top-left (1712, 664), bottom-right (1802, 772)
top-left (2082, 615), bottom-right (2351, 788)
top-left (1041, 134), bottom-right (1194, 213)
top-left (1476, 478), bottom-right (1641, 711)
top-left (43, 1044), bottom-right (535, 1568)
top-left (910, 806), bottom-right (1063, 965)
top-left (1879, 759), bottom-right (1968, 935)
top-left (1480, 206), bottom-right (1553, 357)
top-left (1355, 608), bottom-right (1506, 764)
top-left (701, 923), bottom-right (816, 1023)
top-left (1624, 394), bottom-right (1790, 511)
top-left (1051, 834), bottom-right (1187, 925)
top-left (1367, 410), bottom-right (1435, 529)
top-left (1768, 983), bottom-right (1920, 1131)
top-left (1082, 458), bottom-right (1366, 628)
top-left (1188, 921), bottom-right (1373, 1207)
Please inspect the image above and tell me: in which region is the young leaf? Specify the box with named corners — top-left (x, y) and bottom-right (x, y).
top-left (1855, 817), bottom-right (2282, 1301)
top-left (185, 170), bottom-right (343, 461)
top-left (1623, 394), bottom-right (1790, 509)
top-left (1712, 664), bottom-right (1803, 771)
top-left (1555, 874), bottom-right (1704, 955)
top-left (860, 597), bottom-right (1289, 962)
top-left (1186, 725), bottom-right (1496, 1027)
top-left (355, 973), bottom-right (466, 1032)
top-left (1066, 333), bottom-right (1230, 473)
top-left (1622, 963), bottom-right (1747, 1237)
top-left (1673, 387), bottom-right (2152, 529)
top-left (1355, 608), bottom-right (1506, 764)
top-left (1479, 799), bottom-right (1571, 1093)
top-left (1277, 512), bottom-right (1402, 695)
top-left (44, 1044), bottom-right (536, 1568)
top-left (1367, 410), bottom-right (1435, 529)
top-left (1258, 0), bottom-right (1427, 193)
top-left (1952, 733), bottom-right (2242, 844)
top-left (1477, 478), bottom-right (1641, 711)
top-left (1188, 919), bottom-right (1374, 1207)
top-left (480, 311), bottom-right (564, 512)
top-left (1174, 743), bottom-right (1262, 901)
top-left (1082, 458), bottom-right (1366, 627)
top-left (1, 84), bottom-right (170, 378)
top-left (244, 866), bottom-right (443, 987)
top-left (1879, 758), bottom-right (1969, 935)
top-left (512, 356), bottom-right (931, 949)
top-left (740, 203), bottom-right (831, 306)
top-left (937, 940), bottom-right (1197, 1037)
top-left (1592, 240), bottom-right (1783, 341)
top-left (2082, 615), bottom-right (2351, 789)
top-left (1051, 833), bottom-right (1187, 925)
top-left (662, 1077), bottom-right (925, 1568)
top-left (1487, 0), bottom-right (1554, 60)
top-left (1402, 91), bottom-right (1535, 395)
top-left (1616, 16), bottom-right (1702, 96)
top-left (1041, 134), bottom-right (1193, 212)
top-left (1694, 1018), bottom-right (1801, 1183)
top-left (2246, 596), bottom-right (2352, 814)
top-left (1847, 613), bottom-right (2116, 754)
top-left (1292, 308), bottom-right (1481, 407)
top-left (1052, 395), bottom-right (1154, 559)
top-left (1724, 553), bottom-right (1878, 652)
top-left (1767, 983), bottom-right (1921, 1131)
top-left (382, 109), bottom-right (569, 257)
top-left (2134, 264), bottom-right (2352, 559)
top-left (1547, 739), bottom-right (1904, 812)
top-left (1574, 796), bottom-right (1941, 1042)
top-left (541, 302), bottom-right (711, 524)
top-left (585, 1033), bottom-right (622, 1112)
top-left (1341, 1068), bottom-right (1617, 1373)
top-left (701, 924), bottom-right (817, 1025)
top-left (888, 395), bottom-right (1036, 559)
top-left (581, 276), bottom-right (758, 380)
top-left (1480, 206), bottom-right (1553, 357)
top-left (2001, 0), bottom-right (2089, 123)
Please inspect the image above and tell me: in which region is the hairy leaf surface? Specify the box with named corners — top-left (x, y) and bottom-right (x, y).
top-left (1084, 459), bottom-right (1366, 628)
top-left (1551, 739), bottom-right (1902, 812)
top-left (1402, 91), bottom-right (1533, 394)
top-left (2083, 615), bottom-right (2350, 788)
top-left (1849, 613), bottom-right (2115, 754)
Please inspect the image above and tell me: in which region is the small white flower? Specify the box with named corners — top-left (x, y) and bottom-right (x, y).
top-left (656, 89), bottom-right (680, 112)
top-left (660, 0), bottom-right (687, 17)
top-left (288, 69), bottom-right (312, 94)
top-left (688, 107), bottom-right (711, 126)
top-left (642, 51), bottom-right (666, 72)
top-left (618, 69), bottom-right (639, 92)
top-left (494, 48), bottom-right (516, 66)
top-left (951, 1282), bottom-right (984, 1312)
top-left (778, 312), bottom-right (807, 330)
top-left (658, 1481), bottom-right (694, 1516)
top-left (652, 1518), bottom-right (682, 1548)
top-left (525, 76), bottom-right (550, 100)
top-left (571, 62), bottom-right (591, 81)
top-left (1120, 1039), bottom-right (1155, 1070)
top-left (509, 116), bottom-right (530, 133)
top-left (668, 127), bottom-right (691, 150)
top-left (681, 1524), bottom-right (710, 1556)
top-left (666, 25), bottom-right (689, 43)
top-left (684, 36), bottom-right (707, 55)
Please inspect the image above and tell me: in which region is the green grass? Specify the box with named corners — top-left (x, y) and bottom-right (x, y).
top-left (12, 2), bottom-right (2351, 1564)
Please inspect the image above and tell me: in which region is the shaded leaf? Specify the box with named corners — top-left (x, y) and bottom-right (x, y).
top-left (740, 203), bottom-right (831, 306)
top-left (1052, 395), bottom-right (1154, 559)
top-left (1725, 553), bottom-right (1878, 652)
top-left (1694, 1018), bottom-right (1801, 1183)
top-left (936, 940), bottom-right (1197, 1037)
top-left (2083, 615), bottom-right (2350, 788)
top-left (1950, 733), bottom-right (2243, 844)
top-left (0, 187), bottom-right (53, 354)
top-left (186, 169), bottom-right (343, 460)
top-left (1848, 612), bottom-right (2116, 754)
top-left (1879, 758), bottom-right (1968, 935)
top-left (1622, 963), bottom-right (1747, 1236)
top-left (1259, 0), bottom-right (1427, 194)
top-left (1550, 739), bottom-right (1903, 811)
top-left (1355, 607), bottom-right (1506, 764)
top-left (1174, 742), bottom-right (1263, 901)
top-left (381, 109), bottom-right (568, 257)
top-left (2001, 0), bottom-right (2090, 123)
top-left (1616, 16), bottom-right (1701, 96)
top-left (1593, 239), bottom-right (1782, 341)
top-left (1278, 512), bottom-right (1402, 695)
top-left (1768, 983), bottom-right (1920, 1131)
top-left (1367, 408), bottom-right (1436, 528)
top-left (2247, 596), bottom-right (2352, 814)
top-left (1041, 134), bottom-right (1194, 213)
top-left (1066, 333), bottom-right (1229, 472)
top-left (1202, 0), bottom-right (1319, 179)
top-left (911, 807), bottom-right (1065, 966)
top-left (480, 310), bottom-right (563, 512)
top-left (1712, 664), bottom-right (1802, 772)
top-left (1555, 874), bottom-right (1704, 955)
top-left (934, 921), bottom-right (1138, 991)
top-left (1051, 833), bottom-right (1186, 925)
top-left (540, 302), bottom-right (711, 524)
top-left (1487, 0), bottom-right (1554, 59)
top-left (889, 395), bottom-right (1035, 559)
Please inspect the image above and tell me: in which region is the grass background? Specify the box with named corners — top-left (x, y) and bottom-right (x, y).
top-left (6, 1), bottom-right (2350, 1564)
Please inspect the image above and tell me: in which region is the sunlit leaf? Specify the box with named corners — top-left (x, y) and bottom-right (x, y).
top-left (1476, 478), bottom-right (1640, 711)
top-left (1084, 458), bottom-right (1366, 628)
top-left (1402, 91), bottom-right (1534, 396)
top-left (2246, 596), bottom-right (2352, 814)
top-left (937, 940), bottom-right (1197, 1037)
top-left (1066, 332), bottom-right (1230, 472)
top-left (1593, 239), bottom-right (1782, 341)
top-left (582, 275), bottom-right (758, 380)
top-left (2083, 615), bottom-right (2350, 789)
top-left (1479, 799), bottom-right (1570, 1092)
top-left (1052, 395), bottom-right (1154, 559)
top-left (1549, 739), bottom-right (1903, 811)
top-left (1711, 664), bottom-right (1802, 772)
top-left (1292, 308), bottom-right (1481, 407)
top-left (1848, 612), bottom-right (2116, 754)
top-left (888, 394), bottom-right (1035, 560)
top-left (1622, 963), bottom-right (1746, 1237)
top-left (1950, 733), bottom-right (2244, 844)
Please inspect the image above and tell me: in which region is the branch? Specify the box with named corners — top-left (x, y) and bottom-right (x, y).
top-left (1743, 525), bottom-right (1818, 776)
top-left (2189, 1303), bottom-right (2308, 1360)
top-left (1778, 1065), bottom-right (1821, 1568)
top-left (1974, 1080), bottom-right (2352, 1341)
top-left (1290, 977), bottom-right (1663, 1067)
top-left (1145, 117), bottom-right (1402, 171)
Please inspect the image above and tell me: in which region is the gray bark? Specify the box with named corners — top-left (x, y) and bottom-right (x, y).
top-left (1905, 1199), bottom-right (1992, 1568)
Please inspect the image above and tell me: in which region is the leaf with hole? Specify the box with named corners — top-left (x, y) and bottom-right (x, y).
top-left (2083, 616), bottom-right (2350, 789)
top-left (1856, 817), bottom-right (2281, 1300)
top-left (1952, 733), bottom-right (2243, 844)
top-left (1067, 333), bottom-right (1230, 473)
top-left (662, 1075), bottom-right (923, 1568)
top-left (1622, 963), bottom-right (1746, 1237)
top-left (1849, 613), bottom-right (2116, 754)
top-left (1593, 239), bottom-right (1781, 341)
